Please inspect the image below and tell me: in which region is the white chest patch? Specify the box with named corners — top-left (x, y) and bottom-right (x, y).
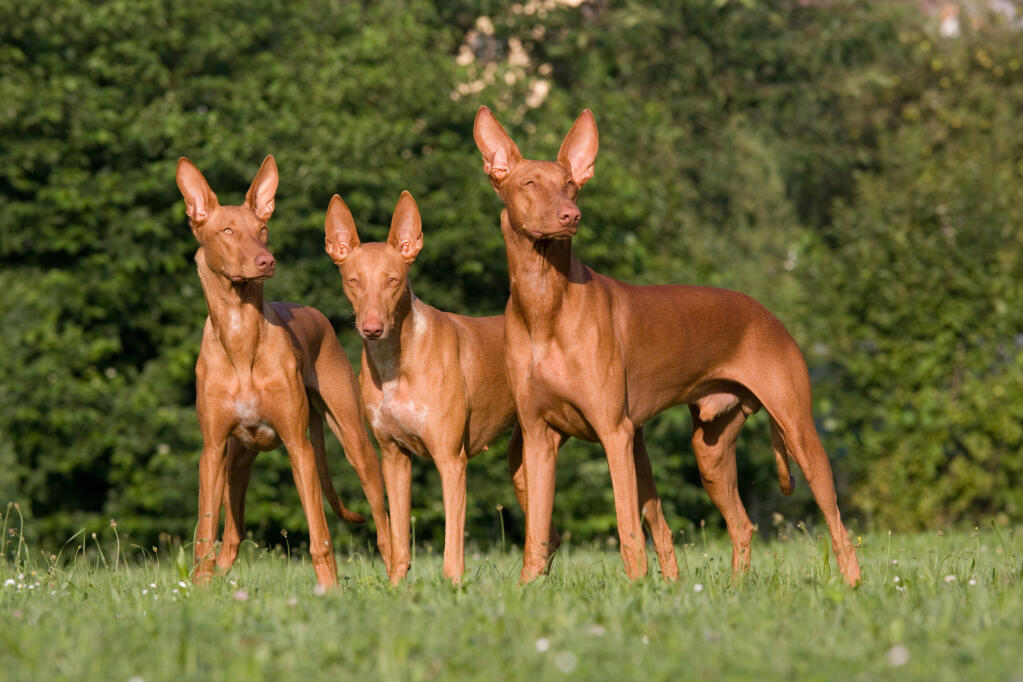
top-left (368, 381), bottom-right (431, 457)
top-left (410, 306), bottom-right (427, 340)
top-left (234, 396), bottom-right (261, 425)
top-left (379, 382), bottom-right (429, 431)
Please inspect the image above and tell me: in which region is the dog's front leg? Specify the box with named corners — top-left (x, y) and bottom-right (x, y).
top-left (519, 421), bottom-right (565, 584)
top-left (601, 421), bottom-right (648, 580)
top-left (193, 432), bottom-right (230, 584)
top-left (380, 440), bottom-right (412, 584)
top-left (435, 446), bottom-right (469, 584)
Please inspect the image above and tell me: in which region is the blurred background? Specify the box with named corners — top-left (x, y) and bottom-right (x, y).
top-left (1, 0), bottom-right (1021, 555)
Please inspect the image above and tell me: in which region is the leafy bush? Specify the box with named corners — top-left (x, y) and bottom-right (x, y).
top-left (1, 0), bottom-right (1019, 551)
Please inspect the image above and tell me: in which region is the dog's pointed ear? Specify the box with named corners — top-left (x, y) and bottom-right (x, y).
top-left (557, 110), bottom-right (599, 188)
top-left (473, 106), bottom-right (522, 184)
top-left (245, 155), bottom-right (279, 222)
top-left (324, 194), bottom-right (360, 265)
top-left (387, 191), bottom-right (423, 264)
top-left (176, 157), bottom-right (220, 227)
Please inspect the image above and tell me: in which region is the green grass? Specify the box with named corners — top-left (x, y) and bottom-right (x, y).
top-left (1, 521), bottom-right (1020, 681)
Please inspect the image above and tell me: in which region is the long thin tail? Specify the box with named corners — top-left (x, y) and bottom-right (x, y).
top-left (311, 410), bottom-right (367, 524)
top-left (769, 416), bottom-right (796, 496)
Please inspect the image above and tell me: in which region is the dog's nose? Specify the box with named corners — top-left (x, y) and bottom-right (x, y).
top-left (362, 316), bottom-right (384, 339)
top-left (255, 251), bottom-right (276, 271)
top-left (558, 204), bottom-right (581, 227)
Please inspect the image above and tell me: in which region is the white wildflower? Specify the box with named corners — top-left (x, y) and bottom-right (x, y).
top-left (535, 637), bottom-right (551, 653)
top-left (886, 645), bottom-right (910, 666)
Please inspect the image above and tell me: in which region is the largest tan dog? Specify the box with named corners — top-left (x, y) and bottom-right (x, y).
top-left (176, 155), bottom-right (391, 588)
top-left (473, 106), bottom-right (861, 586)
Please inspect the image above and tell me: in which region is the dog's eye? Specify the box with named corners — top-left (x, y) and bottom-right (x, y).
top-left (387, 276), bottom-right (399, 286)
top-left (223, 227), bottom-right (233, 235)
top-left (260, 226), bottom-right (267, 233)
top-left (525, 180), bottom-right (536, 188)
top-left (347, 277), bottom-right (359, 287)
top-left (566, 181), bottom-right (577, 192)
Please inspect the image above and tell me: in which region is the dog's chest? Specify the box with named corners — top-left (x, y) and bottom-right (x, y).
top-left (528, 339), bottom-right (588, 396)
top-left (366, 381), bottom-right (430, 457)
top-left (520, 339), bottom-right (607, 440)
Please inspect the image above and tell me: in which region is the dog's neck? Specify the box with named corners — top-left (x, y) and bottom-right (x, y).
top-left (501, 209), bottom-right (575, 335)
top-left (195, 247), bottom-right (266, 377)
top-left (362, 285), bottom-right (424, 385)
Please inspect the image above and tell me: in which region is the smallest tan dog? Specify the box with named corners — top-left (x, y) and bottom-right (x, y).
top-left (325, 191), bottom-right (557, 584)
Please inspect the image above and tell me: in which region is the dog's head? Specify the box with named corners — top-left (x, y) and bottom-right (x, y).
top-left (324, 191), bottom-right (423, 341)
top-left (176, 156), bottom-right (278, 282)
top-left (473, 106), bottom-right (598, 241)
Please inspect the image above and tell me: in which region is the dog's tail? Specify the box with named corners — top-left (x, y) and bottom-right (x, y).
top-left (310, 412), bottom-right (367, 524)
top-left (769, 416), bottom-right (796, 495)
top-left (318, 453), bottom-right (367, 524)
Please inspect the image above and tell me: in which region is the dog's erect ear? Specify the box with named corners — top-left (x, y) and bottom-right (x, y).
top-left (557, 110), bottom-right (599, 188)
top-left (245, 155), bottom-right (279, 222)
top-left (473, 106), bottom-right (522, 183)
top-left (176, 157), bottom-right (220, 226)
top-left (324, 194), bottom-right (361, 265)
top-left (387, 191), bottom-right (423, 265)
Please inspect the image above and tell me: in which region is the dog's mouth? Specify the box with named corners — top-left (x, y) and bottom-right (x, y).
top-left (528, 227), bottom-right (577, 240)
top-left (229, 270), bottom-right (275, 283)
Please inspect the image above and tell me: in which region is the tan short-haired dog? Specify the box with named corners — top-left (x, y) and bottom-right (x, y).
top-left (474, 106), bottom-right (861, 586)
top-left (324, 191), bottom-right (558, 584)
top-left (176, 156), bottom-right (391, 588)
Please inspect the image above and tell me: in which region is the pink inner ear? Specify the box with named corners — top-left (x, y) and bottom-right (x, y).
top-left (487, 151), bottom-right (511, 181)
top-left (255, 199), bottom-right (274, 220)
top-left (572, 160), bottom-right (594, 186)
top-left (186, 199), bottom-right (214, 224)
top-left (325, 240), bottom-right (350, 263)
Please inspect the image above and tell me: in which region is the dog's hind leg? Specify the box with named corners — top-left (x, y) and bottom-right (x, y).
top-left (689, 405), bottom-right (755, 576)
top-left (634, 427), bottom-right (678, 581)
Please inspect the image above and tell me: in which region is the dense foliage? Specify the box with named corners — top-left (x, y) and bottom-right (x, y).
top-left (1, 0), bottom-right (1020, 551)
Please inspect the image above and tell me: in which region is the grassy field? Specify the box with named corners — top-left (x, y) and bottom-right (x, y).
top-left (1, 520), bottom-right (1020, 681)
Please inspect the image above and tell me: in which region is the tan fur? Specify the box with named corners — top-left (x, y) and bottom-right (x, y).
top-left (474, 106), bottom-right (860, 586)
top-left (325, 192), bottom-right (558, 584)
top-left (176, 156), bottom-right (391, 589)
